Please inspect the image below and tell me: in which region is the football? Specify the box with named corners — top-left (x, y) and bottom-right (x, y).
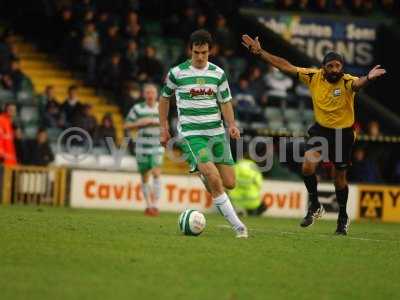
top-left (178, 209), bottom-right (206, 236)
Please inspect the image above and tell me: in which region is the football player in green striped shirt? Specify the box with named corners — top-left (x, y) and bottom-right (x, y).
top-left (125, 84), bottom-right (164, 217)
top-left (159, 30), bottom-right (248, 238)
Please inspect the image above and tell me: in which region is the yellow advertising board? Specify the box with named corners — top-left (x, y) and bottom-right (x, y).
top-left (358, 185), bottom-right (400, 223)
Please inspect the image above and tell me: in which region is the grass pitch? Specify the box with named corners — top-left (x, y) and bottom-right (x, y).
top-left (1, 205), bottom-right (399, 300)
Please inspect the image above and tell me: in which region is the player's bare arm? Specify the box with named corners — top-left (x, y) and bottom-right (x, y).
top-left (158, 95), bottom-right (171, 147)
top-left (352, 65), bottom-right (386, 92)
top-left (220, 101), bottom-right (240, 139)
top-left (124, 118), bottom-right (155, 130)
top-left (241, 34), bottom-right (297, 75)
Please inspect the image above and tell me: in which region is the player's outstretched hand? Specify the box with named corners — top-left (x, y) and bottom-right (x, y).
top-left (368, 65), bottom-right (386, 80)
top-left (241, 34), bottom-right (262, 55)
top-left (160, 128), bottom-right (171, 148)
top-left (229, 126), bottom-right (241, 140)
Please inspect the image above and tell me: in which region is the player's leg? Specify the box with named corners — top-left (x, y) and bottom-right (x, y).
top-left (334, 169), bottom-right (350, 234)
top-left (197, 161), bottom-right (247, 237)
top-left (216, 164), bottom-right (236, 190)
top-left (300, 149), bottom-right (325, 227)
top-left (137, 154), bottom-right (156, 216)
top-left (151, 165), bottom-right (162, 213)
top-left (332, 128), bottom-right (354, 235)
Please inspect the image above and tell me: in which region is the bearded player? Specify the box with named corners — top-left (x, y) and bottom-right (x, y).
top-left (159, 30), bottom-right (248, 238)
top-left (242, 34), bottom-right (386, 235)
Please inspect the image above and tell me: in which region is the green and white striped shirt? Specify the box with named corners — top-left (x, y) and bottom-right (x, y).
top-left (161, 60), bottom-right (232, 137)
top-left (125, 102), bottom-right (164, 155)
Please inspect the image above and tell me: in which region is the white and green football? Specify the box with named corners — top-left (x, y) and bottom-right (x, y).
top-left (178, 209), bottom-right (206, 236)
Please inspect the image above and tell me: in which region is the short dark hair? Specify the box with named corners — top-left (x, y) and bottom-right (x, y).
top-left (68, 85), bottom-right (78, 93)
top-left (189, 29), bottom-right (213, 49)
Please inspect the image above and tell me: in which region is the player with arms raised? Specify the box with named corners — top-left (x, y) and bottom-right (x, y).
top-left (159, 30), bottom-right (248, 238)
top-left (242, 34), bottom-right (386, 235)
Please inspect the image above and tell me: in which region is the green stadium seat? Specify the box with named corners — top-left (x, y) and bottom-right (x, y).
top-left (143, 20), bottom-right (162, 35)
top-left (19, 106), bottom-right (39, 124)
top-left (47, 127), bottom-right (63, 142)
top-left (268, 120), bottom-right (284, 131)
top-left (303, 109), bottom-right (315, 124)
top-left (24, 125), bottom-right (38, 139)
top-left (284, 108), bottom-right (302, 122)
top-left (287, 121), bottom-right (304, 133)
top-left (264, 107), bottom-right (283, 121)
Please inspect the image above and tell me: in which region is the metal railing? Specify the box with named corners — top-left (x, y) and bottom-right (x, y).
top-left (1, 165), bottom-right (67, 206)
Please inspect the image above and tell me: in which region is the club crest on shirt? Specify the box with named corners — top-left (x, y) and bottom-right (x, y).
top-left (196, 78), bottom-right (206, 85)
top-left (333, 88), bottom-right (341, 97)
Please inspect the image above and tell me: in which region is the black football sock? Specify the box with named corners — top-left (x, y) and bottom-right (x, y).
top-left (336, 185), bottom-right (349, 218)
top-left (303, 174), bottom-right (319, 209)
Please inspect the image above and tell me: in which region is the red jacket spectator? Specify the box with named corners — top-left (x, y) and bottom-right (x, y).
top-left (0, 105), bottom-right (17, 165)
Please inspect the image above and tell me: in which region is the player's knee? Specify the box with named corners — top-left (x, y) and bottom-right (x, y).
top-left (334, 172), bottom-right (347, 189)
top-left (223, 178), bottom-right (236, 190)
top-left (302, 162), bottom-right (315, 176)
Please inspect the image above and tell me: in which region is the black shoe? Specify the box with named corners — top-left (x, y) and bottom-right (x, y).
top-left (335, 215), bottom-right (350, 235)
top-left (300, 204), bottom-right (325, 227)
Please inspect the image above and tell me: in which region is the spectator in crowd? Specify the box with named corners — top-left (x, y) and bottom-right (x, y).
top-left (247, 65), bottom-right (266, 101)
top-left (331, 0), bottom-right (349, 15)
top-left (313, 0), bottom-right (329, 13)
top-left (29, 128), bottom-right (54, 166)
top-left (58, 7), bottom-right (79, 67)
top-left (38, 85), bottom-right (58, 114)
top-left (123, 39), bottom-right (139, 80)
top-left (99, 52), bottom-right (123, 93)
top-left (391, 160), bottom-right (400, 183)
top-left (214, 14), bottom-right (235, 56)
top-left (367, 120), bottom-right (381, 138)
top-left (179, 6), bottom-right (196, 39)
top-left (61, 85), bottom-right (82, 126)
top-left (210, 43), bottom-right (229, 74)
top-left (100, 24), bottom-right (124, 58)
top-left (348, 147), bottom-right (381, 183)
top-left (195, 13), bottom-right (209, 31)
top-left (121, 81), bottom-right (143, 115)
top-left (81, 21), bottom-right (101, 85)
top-left (124, 11), bottom-right (145, 44)
top-left (72, 104), bottom-right (98, 137)
top-left (13, 126), bottom-right (28, 164)
top-left (8, 58), bottom-right (27, 94)
top-left (74, 0), bottom-right (96, 20)
top-left (94, 113), bottom-right (117, 151)
top-left (264, 66), bottom-right (293, 106)
top-left (297, 0), bottom-right (309, 11)
top-left (350, 0), bottom-right (365, 15)
top-left (277, 0), bottom-right (295, 10)
top-left (42, 100), bottom-right (66, 129)
top-left (232, 75), bottom-right (262, 124)
top-left (0, 102), bottom-right (17, 165)
top-left (136, 46), bottom-right (163, 83)
top-left (96, 10), bottom-right (112, 37)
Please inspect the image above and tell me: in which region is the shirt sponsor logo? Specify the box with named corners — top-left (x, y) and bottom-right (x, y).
top-left (190, 88), bottom-right (214, 97)
top-left (333, 88), bottom-right (341, 97)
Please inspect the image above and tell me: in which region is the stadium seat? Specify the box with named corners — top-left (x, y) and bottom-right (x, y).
top-left (303, 109), bottom-right (314, 124)
top-left (20, 106), bottom-right (39, 124)
top-left (47, 127), bottom-right (63, 142)
top-left (119, 156), bottom-right (138, 171)
top-left (24, 125), bottom-right (38, 139)
top-left (287, 121), bottom-right (304, 133)
top-left (98, 154), bottom-right (118, 168)
top-left (264, 107), bottom-right (283, 121)
top-left (268, 120), bottom-right (284, 131)
top-left (284, 108), bottom-right (302, 122)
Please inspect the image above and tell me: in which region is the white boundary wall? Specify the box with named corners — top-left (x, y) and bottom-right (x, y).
top-left (69, 170), bottom-right (358, 220)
